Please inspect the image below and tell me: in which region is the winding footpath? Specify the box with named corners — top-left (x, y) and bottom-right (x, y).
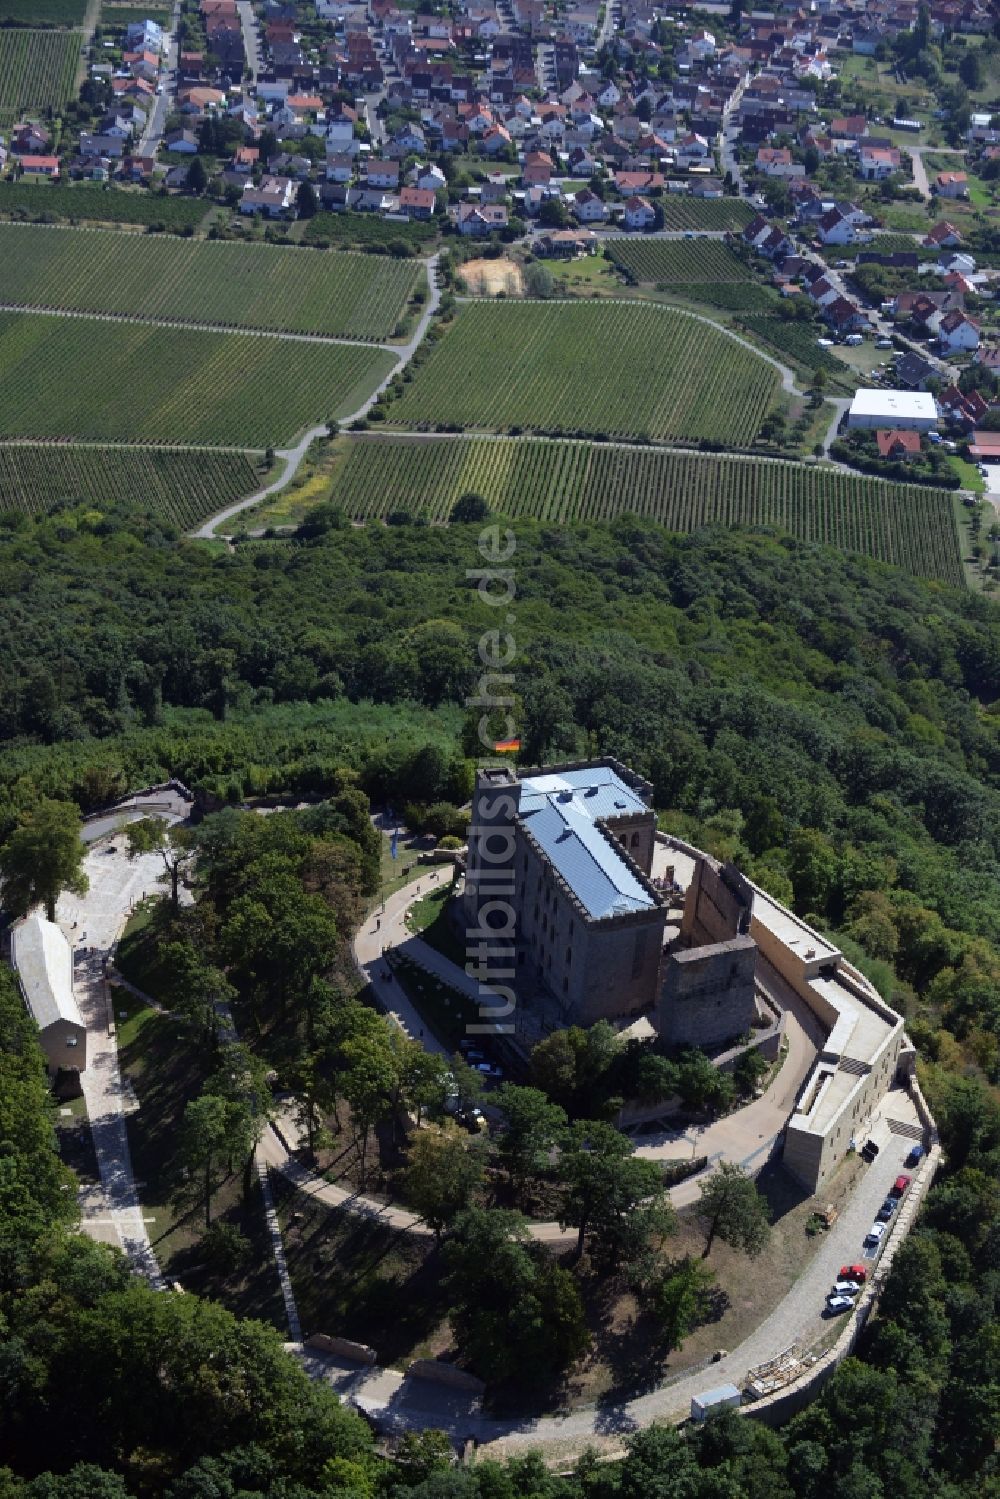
top-left (61, 819), bottom-right (930, 1456)
top-left (282, 868), bottom-right (928, 1455)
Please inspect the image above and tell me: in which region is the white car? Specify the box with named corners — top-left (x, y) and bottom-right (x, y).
top-left (826, 1294), bottom-right (854, 1314)
top-left (817, 337), bottom-right (835, 348)
top-left (864, 1223), bottom-right (886, 1248)
top-left (833, 1280), bottom-right (861, 1296)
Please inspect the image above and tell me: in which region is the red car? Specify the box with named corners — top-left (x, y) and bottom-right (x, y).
top-left (840, 1264), bottom-right (868, 1283)
top-left (892, 1175), bottom-right (911, 1197)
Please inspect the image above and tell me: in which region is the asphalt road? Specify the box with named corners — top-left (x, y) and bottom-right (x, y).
top-left (137, 0), bottom-right (180, 159)
top-left (237, 0), bottom-right (261, 84)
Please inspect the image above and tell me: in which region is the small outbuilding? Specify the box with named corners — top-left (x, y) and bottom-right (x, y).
top-left (11, 914), bottom-right (87, 1076)
top-left (848, 389), bottom-right (938, 432)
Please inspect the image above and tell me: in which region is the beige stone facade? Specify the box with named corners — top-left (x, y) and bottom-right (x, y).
top-left (464, 766), bottom-right (906, 1193)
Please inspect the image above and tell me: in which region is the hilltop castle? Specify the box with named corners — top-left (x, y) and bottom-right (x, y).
top-left (464, 759), bottom-right (910, 1192)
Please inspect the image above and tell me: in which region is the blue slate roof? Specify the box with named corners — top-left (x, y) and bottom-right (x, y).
top-left (518, 769), bottom-right (655, 921)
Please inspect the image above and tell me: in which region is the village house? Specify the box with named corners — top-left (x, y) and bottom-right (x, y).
top-left (924, 219), bottom-right (964, 248)
top-left (818, 206), bottom-right (857, 245)
top-left (858, 143), bottom-right (901, 180)
top-left (623, 194), bottom-right (657, 230)
top-left (399, 185), bottom-right (436, 219)
top-left (876, 428), bottom-right (921, 459)
top-left (935, 307), bottom-right (980, 353)
top-left (572, 187), bottom-right (609, 222)
top-left (19, 155), bottom-right (60, 180)
top-left (756, 146), bottom-right (805, 178)
top-left (239, 174), bottom-right (297, 217)
top-left (165, 129), bottom-right (199, 154)
top-left (936, 170), bottom-right (969, 199)
top-left (456, 200), bottom-right (508, 235)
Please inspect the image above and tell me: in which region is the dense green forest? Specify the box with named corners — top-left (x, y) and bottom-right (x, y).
top-left (2, 499), bottom-right (1000, 1495)
top-left (1, 954), bottom-right (998, 1498)
top-left (4, 502), bottom-right (1000, 1062)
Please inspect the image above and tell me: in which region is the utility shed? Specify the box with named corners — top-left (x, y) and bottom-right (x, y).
top-left (847, 388), bottom-right (938, 431)
top-left (691, 1384), bottom-right (741, 1421)
top-left (10, 914), bottom-right (87, 1075)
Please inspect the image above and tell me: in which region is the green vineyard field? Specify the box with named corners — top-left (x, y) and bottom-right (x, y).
top-left (657, 198), bottom-right (755, 231)
top-left (100, 3), bottom-right (172, 27)
top-left (0, 0), bottom-right (86, 22)
top-left (605, 238), bottom-right (753, 284)
top-left (388, 302), bottom-right (780, 445)
top-left (0, 224), bottom-right (421, 340)
top-left (327, 435), bottom-right (965, 585)
top-left (0, 28), bottom-right (80, 119)
top-left (0, 444), bottom-right (259, 528)
top-left (0, 312), bottom-right (395, 446)
top-left (303, 211), bottom-right (437, 251)
top-left (737, 314), bottom-right (849, 381)
top-left (0, 182), bottom-right (208, 230)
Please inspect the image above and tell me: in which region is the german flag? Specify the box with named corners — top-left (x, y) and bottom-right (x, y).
top-left (494, 737), bottom-right (521, 753)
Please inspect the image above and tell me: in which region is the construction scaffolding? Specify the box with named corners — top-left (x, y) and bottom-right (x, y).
top-left (743, 1343), bottom-right (820, 1399)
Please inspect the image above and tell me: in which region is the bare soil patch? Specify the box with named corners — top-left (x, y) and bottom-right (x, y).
top-left (459, 257), bottom-right (524, 296)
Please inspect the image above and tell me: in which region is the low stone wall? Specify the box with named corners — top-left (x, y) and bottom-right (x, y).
top-left (405, 1359), bottom-right (486, 1394)
top-left (304, 1333), bottom-right (377, 1366)
top-left (745, 1141), bottom-right (942, 1428)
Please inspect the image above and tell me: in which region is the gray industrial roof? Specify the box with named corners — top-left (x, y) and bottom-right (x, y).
top-left (11, 914), bottom-right (83, 1032)
top-left (518, 769), bottom-right (656, 921)
top-left (519, 766), bottom-right (648, 821)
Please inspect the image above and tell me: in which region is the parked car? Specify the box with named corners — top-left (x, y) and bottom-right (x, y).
top-left (864, 1223), bottom-right (886, 1248)
top-left (877, 1197), bottom-right (898, 1221)
top-left (875, 337), bottom-right (893, 349)
top-left (826, 1294), bottom-right (854, 1314)
top-left (905, 1146), bottom-right (924, 1168)
top-left (817, 337), bottom-right (835, 347)
top-left (840, 1263), bottom-right (868, 1282)
top-left (928, 432), bottom-right (942, 444)
top-left (860, 1139), bottom-right (879, 1162)
top-left (833, 1280), bottom-right (861, 1296)
top-left (892, 1174), bottom-right (911, 1197)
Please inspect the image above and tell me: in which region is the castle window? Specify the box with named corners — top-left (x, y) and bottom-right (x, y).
top-left (631, 832), bottom-right (640, 848)
top-left (563, 978), bottom-right (568, 993)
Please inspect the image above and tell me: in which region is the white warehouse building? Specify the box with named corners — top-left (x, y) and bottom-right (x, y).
top-left (848, 389), bottom-right (939, 431)
top-left (10, 914), bottom-right (87, 1076)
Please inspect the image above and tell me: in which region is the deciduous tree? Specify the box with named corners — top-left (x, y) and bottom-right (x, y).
top-left (697, 1162), bottom-right (770, 1260)
top-left (0, 799), bottom-right (88, 923)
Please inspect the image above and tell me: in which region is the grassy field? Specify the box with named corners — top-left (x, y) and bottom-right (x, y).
top-left (0, 443), bottom-right (261, 525)
top-left (0, 181), bottom-right (209, 230)
top-left (388, 302), bottom-right (780, 445)
top-left (0, 223), bottom-right (422, 340)
top-left (604, 238), bottom-right (753, 284)
top-left (0, 0), bottom-right (86, 20)
top-left (0, 312), bottom-right (395, 446)
top-left (326, 433), bottom-right (966, 584)
top-left (656, 198), bottom-right (755, 231)
top-left (0, 27), bottom-right (80, 119)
